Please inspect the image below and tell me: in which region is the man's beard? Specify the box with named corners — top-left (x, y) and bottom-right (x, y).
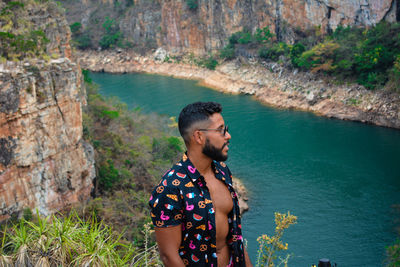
top-left (202, 138), bottom-right (228, 162)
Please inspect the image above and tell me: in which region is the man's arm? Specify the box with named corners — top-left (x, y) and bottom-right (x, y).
top-left (155, 225), bottom-right (185, 267)
top-left (244, 247), bottom-right (253, 267)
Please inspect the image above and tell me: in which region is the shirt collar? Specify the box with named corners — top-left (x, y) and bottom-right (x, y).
top-left (180, 152), bottom-right (227, 184)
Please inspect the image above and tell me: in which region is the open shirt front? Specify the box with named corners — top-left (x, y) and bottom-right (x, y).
top-left (149, 153), bottom-right (246, 266)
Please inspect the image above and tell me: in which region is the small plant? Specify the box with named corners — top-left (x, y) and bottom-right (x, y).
top-left (99, 17), bottom-right (123, 49)
top-left (219, 44), bottom-right (236, 60)
top-left (69, 22), bottom-right (82, 35)
top-left (196, 54), bottom-right (218, 70)
top-left (254, 26), bottom-right (274, 43)
top-left (256, 211), bottom-right (297, 267)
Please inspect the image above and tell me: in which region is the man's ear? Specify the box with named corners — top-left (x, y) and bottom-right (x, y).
top-left (193, 130), bottom-right (205, 145)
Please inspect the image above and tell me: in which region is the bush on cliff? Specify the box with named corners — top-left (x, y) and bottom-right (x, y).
top-left (81, 70), bottom-right (183, 246)
top-left (220, 22), bottom-right (400, 91)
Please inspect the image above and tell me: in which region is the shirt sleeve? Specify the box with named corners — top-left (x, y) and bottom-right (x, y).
top-left (149, 179), bottom-right (183, 228)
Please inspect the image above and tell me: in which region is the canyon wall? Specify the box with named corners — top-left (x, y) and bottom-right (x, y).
top-left (64, 0), bottom-right (399, 53)
top-left (0, 0), bottom-right (95, 220)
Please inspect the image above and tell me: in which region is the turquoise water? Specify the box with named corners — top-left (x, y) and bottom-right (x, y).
top-left (91, 72), bottom-right (400, 266)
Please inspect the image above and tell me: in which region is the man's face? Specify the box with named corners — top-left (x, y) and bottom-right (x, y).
top-left (200, 113), bottom-right (231, 161)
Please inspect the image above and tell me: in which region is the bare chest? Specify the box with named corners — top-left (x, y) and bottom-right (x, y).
top-left (204, 175), bottom-right (233, 214)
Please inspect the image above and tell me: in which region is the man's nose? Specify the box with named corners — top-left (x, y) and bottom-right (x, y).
top-left (225, 131), bottom-right (231, 140)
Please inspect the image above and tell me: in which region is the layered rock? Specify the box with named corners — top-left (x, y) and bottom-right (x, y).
top-left (0, 0), bottom-right (95, 220)
top-left (63, 0), bottom-right (398, 52)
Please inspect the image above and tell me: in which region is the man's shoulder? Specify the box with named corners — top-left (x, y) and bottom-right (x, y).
top-left (156, 161), bottom-right (190, 187)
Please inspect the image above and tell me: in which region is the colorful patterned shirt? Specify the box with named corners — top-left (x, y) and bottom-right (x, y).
top-left (149, 153), bottom-right (246, 266)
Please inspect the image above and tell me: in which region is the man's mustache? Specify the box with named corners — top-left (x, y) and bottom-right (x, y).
top-left (222, 142), bottom-right (229, 149)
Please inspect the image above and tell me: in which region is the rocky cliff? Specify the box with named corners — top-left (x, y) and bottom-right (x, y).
top-left (63, 0), bottom-right (399, 52)
top-left (0, 0), bottom-right (95, 220)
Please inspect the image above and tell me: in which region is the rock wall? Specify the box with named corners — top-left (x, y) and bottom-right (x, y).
top-left (0, 0), bottom-right (95, 220)
top-left (63, 0), bottom-right (398, 52)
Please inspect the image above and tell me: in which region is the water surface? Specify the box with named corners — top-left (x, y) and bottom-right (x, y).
top-left (91, 72), bottom-right (400, 266)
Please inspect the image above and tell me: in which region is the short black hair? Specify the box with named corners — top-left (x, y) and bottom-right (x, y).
top-left (178, 102), bottom-right (222, 144)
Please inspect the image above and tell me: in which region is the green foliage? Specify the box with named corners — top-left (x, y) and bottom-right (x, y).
top-left (254, 26), bottom-right (274, 44)
top-left (258, 42), bottom-right (289, 61)
top-left (186, 0), bottom-right (198, 10)
top-left (99, 16), bottom-right (123, 49)
top-left (228, 32), bottom-right (241, 45)
top-left (82, 69), bottom-right (92, 84)
top-left (196, 54), bottom-right (219, 70)
top-left (0, 30), bottom-right (49, 60)
top-left (296, 40), bottom-right (340, 72)
top-left (238, 31), bottom-right (253, 44)
top-left (387, 239), bottom-right (400, 266)
top-left (75, 33), bottom-right (92, 49)
top-left (289, 43), bottom-right (305, 67)
top-left (292, 21), bottom-right (400, 89)
top-left (256, 212), bottom-right (297, 267)
top-left (69, 22), bottom-right (82, 35)
top-left (219, 44), bottom-right (236, 60)
top-left (101, 109), bottom-right (120, 119)
top-left (22, 208), bottom-right (33, 221)
top-left (0, 1), bottom-right (24, 15)
top-left (98, 159), bottom-right (120, 191)
top-left (0, 211), bottom-right (160, 266)
top-left (70, 21), bottom-right (92, 49)
top-left (81, 73), bottom-right (183, 245)
top-left (152, 136), bottom-right (183, 160)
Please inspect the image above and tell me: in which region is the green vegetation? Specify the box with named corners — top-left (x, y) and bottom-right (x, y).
top-left (195, 54), bottom-right (218, 70)
top-left (0, 30), bottom-right (49, 60)
top-left (0, 0), bottom-right (50, 60)
top-left (99, 16), bottom-right (123, 49)
top-left (219, 22), bottom-right (400, 91)
top-left (387, 239), bottom-right (400, 267)
top-left (0, 211), bottom-right (159, 266)
top-left (69, 21), bottom-right (93, 49)
top-left (256, 212), bottom-right (297, 267)
top-left (81, 70), bottom-right (184, 246)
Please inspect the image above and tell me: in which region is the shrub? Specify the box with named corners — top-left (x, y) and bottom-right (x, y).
top-left (256, 212), bottom-right (297, 267)
top-left (0, 30), bottom-right (49, 59)
top-left (219, 44), bottom-right (236, 60)
top-left (69, 22), bottom-right (82, 35)
top-left (254, 26), bottom-right (274, 43)
top-left (0, 211), bottom-right (161, 266)
top-left (99, 17), bottom-right (123, 49)
top-left (296, 41), bottom-right (340, 72)
top-left (99, 31), bottom-right (122, 49)
top-left (289, 43), bottom-right (305, 67)
top-left (98, 159), bottom-right (120, 190)
top-left (387, 239), bottom-right (400, 267)
top-left (75, 33), bottom-right (92, 49)
top-left (259, 42), bottom-right (289, 61)
top-left (196, 54), bottom-right (218, 70)
top-left (238, 31), bottom-right (253, 44)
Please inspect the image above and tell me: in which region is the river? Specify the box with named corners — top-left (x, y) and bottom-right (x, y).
top-left (91, 72), bottom-right (400, 266)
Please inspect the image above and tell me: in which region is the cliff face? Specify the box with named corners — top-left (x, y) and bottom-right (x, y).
top-left (63, 0), bottom-right (398, 52)
top-left (0, 0), bottom-right (95, 220)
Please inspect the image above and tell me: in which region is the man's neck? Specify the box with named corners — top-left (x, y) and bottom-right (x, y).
top-left (186, 150), bottom-right (213, 176)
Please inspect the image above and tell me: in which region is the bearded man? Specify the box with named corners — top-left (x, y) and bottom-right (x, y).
top-left (149, 102), bottom-right (253, 267)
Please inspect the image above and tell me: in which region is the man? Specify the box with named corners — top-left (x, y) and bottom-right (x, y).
top-left (149, 102), bottom-right (252, 267)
